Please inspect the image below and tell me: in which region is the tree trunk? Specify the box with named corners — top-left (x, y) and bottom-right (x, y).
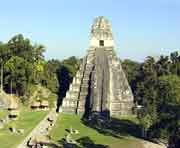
top-left (10, 79), bottom-right (12, 96)
top-left (141, 126), bottom-right (147, 138)
top-left (0, 64), bottom-right (3, 91)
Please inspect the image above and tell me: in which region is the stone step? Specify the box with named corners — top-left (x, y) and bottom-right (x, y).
top-left (65, 92), bottom-right (79, 99)
top-left (80, 86), bottom-right (88, 92)
top-left (69, 85), bottom-right (80, 91)
top-left (80, 84), bottom-right (89, 88)
top-left (85, 65), bottom-right (94, 70)
top-left (81, 79), bottom-right (89, 85)
top-left (71, 83), bottom-right (81, 88)
top-left (62, 107), bottom-right (76, 113)
top-left (68, 90), bottom-right (79, 95)
top-left (77, 100), bottom-right (86, 108)
top-left (79, 91), bottom-right (88, 97)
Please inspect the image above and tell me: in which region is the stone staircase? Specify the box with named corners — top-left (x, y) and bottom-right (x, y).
top-left (61, 47), bottom-right (134, 117)
top-left (61, 47), bottom-right (96, 115)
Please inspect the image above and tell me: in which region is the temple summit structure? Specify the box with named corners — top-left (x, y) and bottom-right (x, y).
top-left (61, 16), bottom-right (134, 117)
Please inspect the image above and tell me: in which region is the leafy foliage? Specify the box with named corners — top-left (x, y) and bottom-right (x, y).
top-left (4, 56), bottom-right (30, 95)
top-left (0, 34), bottom-right (179, 146)
top-left (123, 51), bottom-right (180, 144)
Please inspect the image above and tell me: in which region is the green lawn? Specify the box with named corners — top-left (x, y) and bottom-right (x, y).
top-left (0, 108), bottom-right (8, 119)
top-left (50, 114), bottom-right (144, 148)
top-left (0, 107), bottom-right (48, 148)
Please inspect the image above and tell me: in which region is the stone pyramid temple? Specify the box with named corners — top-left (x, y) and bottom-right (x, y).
top-left (61, 16), bottom-right (134, 117)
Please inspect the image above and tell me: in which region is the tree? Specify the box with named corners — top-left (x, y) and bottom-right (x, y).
top-left (4, 56), bottom-right (30, 96)
top-left (170, 51), bottom-right (180, 76)
top-left (56, 57), bottom-right (80, 110)
top-left (168, 126), bottom-right (180, 148)
top-left (62, 56), bottom-right (80, 77)
top-left (33, 44), bottom-right (45, 61)
top-left (32, 59), bottom-right (45, 84)
top-left (156, 56), bottom-right (171, 76)
top-left (170, 52), bottom-right (179, 64)
top-left (7, 34), bottom-right (34, 62)
top-left (122, 59), bottom-right (140, 86)
top-left (139, 113), bottom-right (153, 138)
top-left (158, 75), bottom-right (180, 105)
top-left (6, 34), bottom-right (46, 85)
top-left (0, 42), bottom-right (10, 91)
top-left (134, 57), bottom-right (158, 122)
top-left (42, 59), bottom-right (61, 93)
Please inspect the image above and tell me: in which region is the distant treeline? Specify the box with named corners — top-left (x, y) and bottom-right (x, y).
top-left (122, 52), bottom-right (180, 147)
top-left (0, 34), bottom-right (179, 147)
top-left (0, 34), bottom-right (80, 97)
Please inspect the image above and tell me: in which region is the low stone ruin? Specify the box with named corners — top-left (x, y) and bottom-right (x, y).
top-left (31, 100), bottom-right (49, 111)
top-left (8, 98), bottom-right (19, 120)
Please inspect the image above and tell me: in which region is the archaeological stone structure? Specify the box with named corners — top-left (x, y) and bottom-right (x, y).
top-left (60, 16), bottom-right (134, 117)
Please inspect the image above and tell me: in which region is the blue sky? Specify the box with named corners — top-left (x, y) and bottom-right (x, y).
top-left (0, 0), bottom-right (179, 61)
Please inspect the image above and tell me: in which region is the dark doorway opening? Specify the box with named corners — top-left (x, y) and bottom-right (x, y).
top-left (99, 40), bottom-right (104, 46)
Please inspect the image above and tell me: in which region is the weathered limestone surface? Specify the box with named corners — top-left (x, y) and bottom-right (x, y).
top-left (0, 91), bottom-right (11, 108)
top-left (61, 16), bottom-right (134, 117)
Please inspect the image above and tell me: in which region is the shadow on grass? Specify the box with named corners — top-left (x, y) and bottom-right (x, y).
top-left (77, 136), bottom-right (109, 148)
top-left (35, 142), bottom-right (61, 148)
top-left (59, 136), bottom-right (109, 148)
top-left (81, 116), bottom-right (142, 139)
top-left (39, 137), bottom-right (109, 148)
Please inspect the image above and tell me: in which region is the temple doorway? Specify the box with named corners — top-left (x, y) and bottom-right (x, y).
top-left (99, 40), bottom-right (104, 46)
